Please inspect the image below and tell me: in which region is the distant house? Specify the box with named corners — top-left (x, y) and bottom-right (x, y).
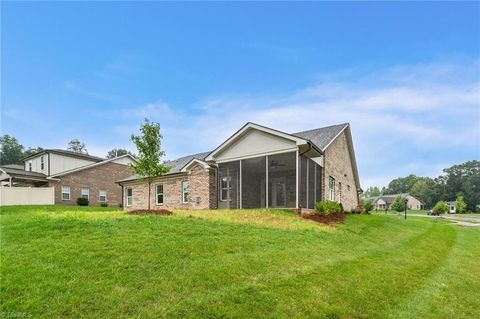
top-left (0, 149), bottom-right (135, 206)
top-left (365, 193), bottom-right (424, 211)
top-left (118, 122), bottom-right (362, 212)
top-left (446, 201), bottom-right (456, 213)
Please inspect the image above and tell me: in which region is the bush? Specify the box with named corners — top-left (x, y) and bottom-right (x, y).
top-left (390, 195), bottom-right (406, 212)
top-left (363, 199), bottom-right (374, 213)
top-left (100, 203), bottom-right (108, 207)
top-left (455, 195), bottom-right (467, 214)
top-left (433, 201), bottom-right (449, 214)
top-left (76, 197), bottom-right (89, 206)
top-left (315, 201), bottom-right (343, 216)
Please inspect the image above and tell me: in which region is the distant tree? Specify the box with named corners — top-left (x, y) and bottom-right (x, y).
top-left (455, 195), bottom-right (468, 214)
top-left (0, 135), bottom-right (24, 165)
top-left (410, 178), bottom-right (436, 209)
top-left (390, 195), bottom-right (406, 212)
top-left (24, 147), bottom-right (44, 158)
top-left (106, 148), bottom-right (134, 159)
top-left (442, 161), bottom-right (480, 211)
top-left (67, 139), bottom-right (88, 153)
top-left (433, 201), bottom-right (449, 214)
top-left (385, 175), bottom-right (420, 195)
top-left (363, 186), bottom-right (381, 198)
top-left (130, 119), bottom-right (170, 211)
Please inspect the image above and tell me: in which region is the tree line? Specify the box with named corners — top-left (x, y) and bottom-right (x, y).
top-left (362, 160), bottom-right (480, 211)
top-left (0, 134), bottom-right (134, 165)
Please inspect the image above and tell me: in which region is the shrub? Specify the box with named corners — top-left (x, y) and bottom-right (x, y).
top-left (315, 201), bottom-right (343, 216)
top-left (362, 199), bottom-right (374, 213)
top-left (455, 195), bottom-right (467, 214)
top-left (100, 203), bottom-right (108, 207)
top-left (76, 197), bottom-right (89, 206)
top-left (433, 201), bottom-right (449, 214)
top-left (390, 195), bottom-right (406, 212)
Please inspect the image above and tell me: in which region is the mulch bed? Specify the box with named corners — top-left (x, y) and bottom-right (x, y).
top-left (127, 209), bottom-right (173, 216)
top-left (301, 212), bottom-right (346, 224)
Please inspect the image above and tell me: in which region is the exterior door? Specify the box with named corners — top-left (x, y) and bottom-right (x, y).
top-left (270, 177), bottom-right (286, 208)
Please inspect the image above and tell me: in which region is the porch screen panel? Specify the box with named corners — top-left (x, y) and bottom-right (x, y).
top-left (268, 152), bottom-right (296, 208)
top-left (242, 156), bottom-right (266, 209)
top-left (298, 155), bottom-right (308, 209)
top-left (217, 161), bottom-right (240, 209)
top-left (308, 159), bottom-right (316, 209)
top-left (315, 163), bottom-right (322, 204)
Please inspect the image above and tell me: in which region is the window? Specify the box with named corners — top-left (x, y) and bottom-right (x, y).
top-left (61, 186), bottom-right (70, 200)
top-left (220, 176), bottom-right (230, 201)
top-left (328, 176), bottom-right (335, 201)
top-left (81, 188), bottom-right (89, 200)
top-left (126, 188), bottom-right (133, 206)
top-left (28, 161), bottom-right (32, 172)
top-left (156, 184), bottom-right (164, 204)
top-left (40, 156), bottom-right (45, 170)
top-left (182, 180), bottom-right (189, 204)
top-left (99, 190), bottom-right (107, 202)
top-left (338, 182), bottom-right (342, 203)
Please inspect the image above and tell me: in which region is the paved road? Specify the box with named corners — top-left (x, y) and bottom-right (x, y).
top-left (373, 212), bottom-right (480, 227)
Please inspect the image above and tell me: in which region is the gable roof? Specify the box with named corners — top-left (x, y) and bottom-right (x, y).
top-left (293, 123), bottom-right (349, 151)
top-left (117, 152), bottom-right (211, 183)
top-left (23, 149), bottom-right (104, 162)
top-left (50, 154), bottom-right (136, 178)
top-left (366, 193), bottom-right (424, 205)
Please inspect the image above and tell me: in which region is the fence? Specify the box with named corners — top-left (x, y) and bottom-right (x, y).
top-left (0, 187), bottom-right (55, 206)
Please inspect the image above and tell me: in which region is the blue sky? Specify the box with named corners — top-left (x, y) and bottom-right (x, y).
top-left (1, 2), bottom-right (479, 187)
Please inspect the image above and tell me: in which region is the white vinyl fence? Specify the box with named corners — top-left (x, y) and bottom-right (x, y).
top-left (0, 187), bottom-right (55, 206)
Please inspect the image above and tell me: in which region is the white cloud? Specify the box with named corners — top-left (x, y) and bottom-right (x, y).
top-left (114, 60), bottom-right (480, 188)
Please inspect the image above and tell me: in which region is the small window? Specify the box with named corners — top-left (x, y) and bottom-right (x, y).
top-left (220, 176), bottom-right (230, 201)
top-left (182, 180), bottom-right (189, 204)
top-left (156, 184), bottom-right (164, 204)
top-left (28, 161), bottom-right (32, 172)
top-left (99, 190), bottom-right (107, 202)
top-left (81, 188), bottom-right (89, 200)
top-left (126, 188), bottom-right (133, 206)
top-left (40, 156), bottom-right (45, 170)
top-left (328, 176), bottom-right (335, 201)
top-left (61, 186), bottom-right (70, 200)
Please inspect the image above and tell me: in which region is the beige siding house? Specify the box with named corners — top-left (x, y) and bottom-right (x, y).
top-left (0, 149), bottom-right (135, 206)
top-left (119, 122), bottom-right (361, 212)
top-left (366, 193), bottom-right (424, 210)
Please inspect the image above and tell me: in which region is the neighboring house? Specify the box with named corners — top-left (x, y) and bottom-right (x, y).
top-left (446, 201), bottom-right (456, 213)
top-left (365, 193), bottom-right (424, 210)
top-left (0, 149), bottom-right (135, 206)
top-left (118, 122), bottom-right (361, 212)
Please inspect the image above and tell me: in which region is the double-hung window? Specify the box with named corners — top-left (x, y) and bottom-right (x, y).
top-left (81, 188), bottom-right (89, 200)
top-left (156, 184), bottom-right (164, 205)
top-left (99, 190), bottom-right (107, 202)
top-left (328, 176), bottom-right (335, 201)
top-left (220, 176), bottom-right (230, 201)
top-left (126, 188), bottom-right (133, 206)
top-left (40, 156), bottom-right (45, 170)
top-left (61, 186), bottom-right (70, 200)
top-left (28, 161), bottom-right (32, 172)
top-left (182, 180), bottom-right (189, 204)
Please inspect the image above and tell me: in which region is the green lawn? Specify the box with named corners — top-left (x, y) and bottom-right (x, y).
top-left (1, 206), bottom-right (479, 318)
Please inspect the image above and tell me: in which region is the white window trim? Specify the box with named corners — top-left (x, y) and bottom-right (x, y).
top-left (81, 188), bottom-right (90, 200)
top-left (156, 184), bottom-right (164, 205)
top-left (61, 186), bottom-right (70, 201)
top-left (182, 180), bottom-right (189, 204)
top-left (126, 188), bottom-right (133, 207)
top-left (99, 190), bottom-right (107, 203)
top-left (220, 176), bottom-right (230, 202)
top-left (329, 176), bottom-right (335, 201)
top-left (40, 156), bottom-right (45, 170)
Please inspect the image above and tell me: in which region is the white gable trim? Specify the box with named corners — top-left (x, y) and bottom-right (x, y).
top-left (205, 122), bottom-right (308, 162)
top-left (51, 154), bottom-right (137, 177)
top-left (180, 158), bottom-right (212, 172)
top-left (321, 123), bottom-right (349, 151)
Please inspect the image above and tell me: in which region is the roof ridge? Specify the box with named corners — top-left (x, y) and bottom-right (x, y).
top-left (293, 122), bottom-right (349, 134)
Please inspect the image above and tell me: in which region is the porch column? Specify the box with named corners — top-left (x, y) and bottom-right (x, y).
top-left (265, 155), bottom-right (269, 209)
top-left (239, 160), bottom-right (242, 209)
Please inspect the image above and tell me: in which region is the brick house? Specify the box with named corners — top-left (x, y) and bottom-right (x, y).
top-left (0, 149), bottom-right (135, 206)
top-left (119, 122), bottom-right (361, 212)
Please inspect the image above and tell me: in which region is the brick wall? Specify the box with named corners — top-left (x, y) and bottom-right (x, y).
top-left (323, 130), bottom-right (359, 211)
top-left (49, 162), bottom-right (133, 207)
top-left (122, 162), bottom-right (216, 211)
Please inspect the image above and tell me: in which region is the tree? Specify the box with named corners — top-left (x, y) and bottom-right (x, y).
top-left (0, 135), bottom-right (24, 165)
top-left (410, 178), bottom-right (436, 209)
top-left (67, 139), bottom-right (88, 153)
top-left (442, 161), bottom-right (480, 211)
top-left (106, 148), bottom-right (134, 159)
top-left (385, 175), bottom-right (420, 195)
top-left (130, 119), bottom-right (170, 210)
top-left (390, 195), bottom-right (406, 212)
top-left (364, 199), bottom-right (374, 213)
top-left (24, 147), bottom-right (44, 158)
top-left (432, 201), bottom-right (449, 214)
top-left (455, 195), bottom-right (468, 214)
top-left (363, 186), bottom-right (381, 198)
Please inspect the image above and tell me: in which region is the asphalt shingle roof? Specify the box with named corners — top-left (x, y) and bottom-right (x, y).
top-left (293, 123), bottom-right (348, 151)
